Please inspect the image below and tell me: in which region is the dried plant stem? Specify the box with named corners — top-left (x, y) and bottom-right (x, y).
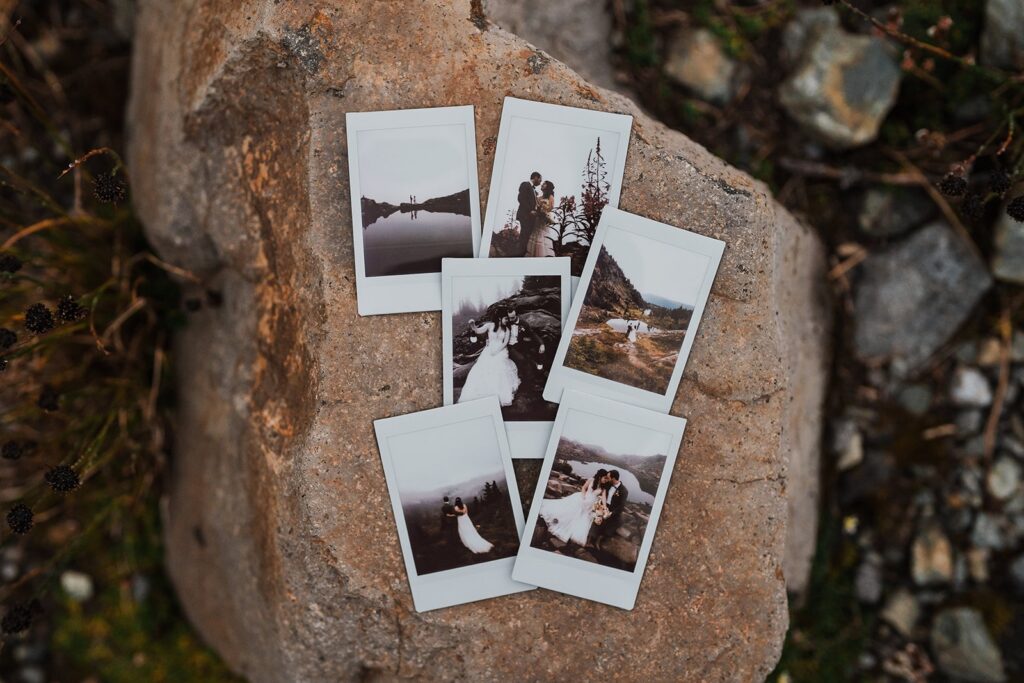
top-left (57, 147), bottom-right (126, 180)
top-left (983, 306), bottom-right (1013, 460)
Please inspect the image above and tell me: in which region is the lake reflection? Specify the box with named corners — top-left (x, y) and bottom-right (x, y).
top-left (364, 210), bottom-right (473, 277)
top-left (604, 318), bottom-right (656, 334)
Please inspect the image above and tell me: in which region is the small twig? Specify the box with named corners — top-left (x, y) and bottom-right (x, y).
top-left (839, 0), bottom-right (1004, 80)
top-left (57, 147), bottom-right (124, 179)
top-left (100, 297), bottom-right (147, 350)
top-left (983, 306), bottom-right (1013, 460)
top-left (778, 157), bottom-right (921, 188)
top-left (923, 424), bottom-right (957, 441)
top-left (828, 246), bottom-right (869, 281)
top-left (0, 216), bottom-right (83, 249)
top-left (885, 150), bottom-right (981, 260)
top-left (136, 252), bottom-right (203, 284)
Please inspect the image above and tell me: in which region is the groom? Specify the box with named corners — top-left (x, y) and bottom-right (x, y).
top-left (515, 171), bottom-right (542, 256)
top-left (440, 496), bottom-right (459, 544)
top-left (592, 470), bottom-right (628, 549)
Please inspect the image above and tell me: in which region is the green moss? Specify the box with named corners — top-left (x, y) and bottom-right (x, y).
top-left (49, 503), bottom-right (240, 682)
top-left (769, 511), bottom-right (874, 682)
top-left (625, 0), bottom-right (658, 68)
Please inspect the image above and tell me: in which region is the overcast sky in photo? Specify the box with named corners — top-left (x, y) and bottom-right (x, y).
top-left (357, 123), bottom-right (469, 204)
top-left (602, 228), bottom-right (710, 306)
top-left (388, 416), bottom-right (506, 497)
top-left (452, 275), bottom-right (522, 311)
top-left (561, 407), bottom-right (672, 458)
top-left (491, 117), bottom-right (622, 232)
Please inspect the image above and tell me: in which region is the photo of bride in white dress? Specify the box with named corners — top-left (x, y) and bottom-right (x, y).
top-left (539, 468), bottom-right (609, 545)
top-left (453, 497), bottom-right (493, 553)
top-left (450, 274), bottom-right (563, 422)
top-left (459, 313), bottom-right (521, 407)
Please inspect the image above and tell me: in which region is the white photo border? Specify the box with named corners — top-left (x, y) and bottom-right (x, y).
top-left (542, 207), bottom-right (725, 413)
top-left (512, 391), bottom-right (686, 610)
top-left (479, 97), bottom-right (633, 285)
top-left (441, 257), bottom-right (572, 459)
top-left (374, 397), bottom-right (534, 612)
top-left (346, 106), bottom-right (482, 316)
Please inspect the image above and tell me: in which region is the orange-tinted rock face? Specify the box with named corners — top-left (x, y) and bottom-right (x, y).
top-left (127, 1), bottom-right (829, 680)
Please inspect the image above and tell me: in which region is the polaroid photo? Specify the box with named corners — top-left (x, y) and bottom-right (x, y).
top-left (373, 397), bottom-right (534, 612)
top-left (543, 207), bottom-right (724, 413)
top-left (441, 257), bottom-right (571, 459)
top-left (347, 106), bottom-right (482, 315)
top-left (480, 97), bottom-right (632, 283)
top-left (512, 390), bottom-right (686, 610)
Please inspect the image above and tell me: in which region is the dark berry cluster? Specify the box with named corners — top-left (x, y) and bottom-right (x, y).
top-left (937, 173), bottom-right (967, 197)
top-left (24, 303), bottom-right (55, 334)
top-left (0, 253), bottom-right (21, 274)
top-left (990, 170), bottom-right (1012, 197)
top-left (92, 172), bottom-right (127, 204)
top-left (37, 384), bottom-right (59, 412)
top-left (961, 193), bottom-right (985, 221)
top-left (56, 295), bottom-right (86, 323)
top-left (44, 465), bottom-right (80, 493)
top-left (6, 504), bottom-right (33, 534)
top-left (1007, 196), bottom-right (1024, 222)
top-left (1, 602), bottom-right (34, 635)
top-left (1, 441), bottom-right (34, 461)
top-left (0, 328), bottom-right (15, 350)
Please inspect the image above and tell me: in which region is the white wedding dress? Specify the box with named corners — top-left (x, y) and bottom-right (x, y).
top-left (457, 511), bottom-right (494, 553)
top-left (458, 325), bottom-right (521, 406)
top-left (525, 195), bottom-right (556, 257)
top-left (539, 478), bottom-right (601, 545)
top-left (627, 323), bottom-right (638, 343)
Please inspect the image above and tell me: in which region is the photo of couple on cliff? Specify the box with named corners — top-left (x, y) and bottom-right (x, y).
top-left (452, 275), bottom-right (562, 421)
top-left (396, 453), bottom-right (520, 576)
top-left (531, 409), bottom-right (672, 573)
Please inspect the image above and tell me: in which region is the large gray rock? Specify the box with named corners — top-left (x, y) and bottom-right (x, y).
top-left (854, 222), bottom-right (992, 373)
top-left (779, 9), bottom-right (901, 149)
top-left (992, 206), bottom-right (1024, 285)
top-left (931, 607), bottom-right (1007, 683)
top-left (484, 0), bottom-right (615, 89)
top-left (127, 1), bottom-right (830, 680)
top-left (982, 0), bottom-right (1024, 70)
top-left (664, 28), bottom-right (743, 104)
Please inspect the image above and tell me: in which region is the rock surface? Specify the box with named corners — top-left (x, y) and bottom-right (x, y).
top-left (779, 8), bottom-right (901, 149)
top-left (664, 28), bottom-right (743, 104)
top-left (857, 186), bottom-right (934, 237)
top-left (484, 0), bottom-right (615, 89)
top-left (127, 1), bottom-right (830, 680)
top-left (982, 0), bottom-right (1024, 70)
top-left (930, 608), bottom-right (1007, 683)
top-left (991, 205), bottom-right (1024, 284)
top-left (853, 222), bottom-right (992, 373)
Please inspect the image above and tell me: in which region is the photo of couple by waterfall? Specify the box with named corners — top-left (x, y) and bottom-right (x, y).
top-left (451, 275), bottom-right (563, 422)
top-left (354, 122), bottom-right (475, 277)
top-left (530, 407), bottom-right (672, 573)
top-left (565, 228), bottom-right (711, 394)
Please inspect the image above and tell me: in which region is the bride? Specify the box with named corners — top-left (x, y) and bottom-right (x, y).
top-left (458, 310), bottom-right (521, 406)
top-left (525, 180), bottom-right (556, 257)
top-left (454, 497), bottom-right (493, 553)
top-left (539, 468), bottom-right (608, 545)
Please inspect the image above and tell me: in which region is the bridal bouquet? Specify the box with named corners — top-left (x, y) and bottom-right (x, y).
top-left (591, 497), bottom-right (611, 524)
